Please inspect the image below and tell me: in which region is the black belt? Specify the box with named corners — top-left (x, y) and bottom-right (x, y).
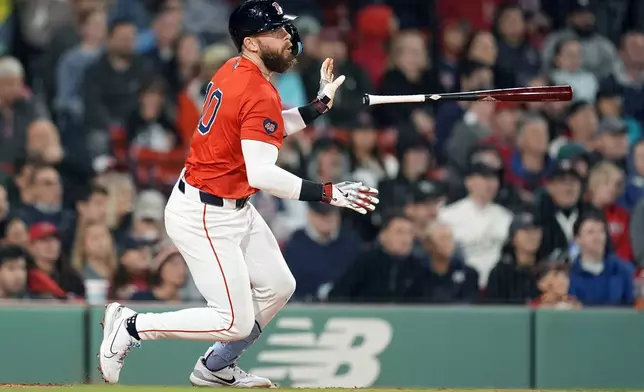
top-left (178, 178), bottom-right (249, 209)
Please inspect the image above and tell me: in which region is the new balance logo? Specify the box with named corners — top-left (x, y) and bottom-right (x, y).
top-left (248, 317), bottom-right (393, 387)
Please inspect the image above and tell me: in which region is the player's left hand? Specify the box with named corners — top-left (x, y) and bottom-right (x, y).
top-left (325, 181), bottom-right (379, 214)
top-left (318, 58), bottom-right (345, 109)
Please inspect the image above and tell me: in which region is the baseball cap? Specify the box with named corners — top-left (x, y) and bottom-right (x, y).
top-left (547, 159), bottom-right (581, 181)
top-left (569, 0), bottom-right (593, 14)
top-left (29, 222), bottom-right (59, 242)
top-left (466, 163), bottom-right (500, 178)
top-left (133, 190), bottom-right (166, 221)
top-left (597, 116), bottom-right (627, 136)
top-left (408, 180), bottom-right (446, 203)
top-left (307, 201), bottom-right (337, 215)
top-left (556, 142), bottom-right (588, 161)
top-left (509, 211), bottom-right (541, 238)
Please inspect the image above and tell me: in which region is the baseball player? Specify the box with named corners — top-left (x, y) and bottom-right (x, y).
top-left (98, 0), bottom-right (379, 387)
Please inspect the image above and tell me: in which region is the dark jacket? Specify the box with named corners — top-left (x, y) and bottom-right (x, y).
top-left (535, 191), bottom-right (594, 262)
top-left (282, 225), bottom-right (362, 302)
top-left (422, 257), bottom-right (480, 303)
top-left (82, 53), bottom-right (154, 132)
top-left (569, 254), bottom-right (635, 307)
top-left (486, 244), bottom-right (540, 304)
top-left (328, 243), bottom-right (428, 303)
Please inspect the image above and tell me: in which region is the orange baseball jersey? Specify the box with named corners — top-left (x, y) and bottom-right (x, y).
top-left (184, 56), bottom-right (285, 199)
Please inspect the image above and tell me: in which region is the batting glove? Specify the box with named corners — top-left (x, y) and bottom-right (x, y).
top-left (317, 58), bottom-right (346, 109)
top-left (322, 181), bottom-right (379, 215)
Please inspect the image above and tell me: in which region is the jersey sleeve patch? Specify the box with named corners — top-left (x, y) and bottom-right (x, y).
top-left (263, 118), bottom-right (278, 134)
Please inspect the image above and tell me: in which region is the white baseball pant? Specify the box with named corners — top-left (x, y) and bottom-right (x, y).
top-left (134, 173), bottom-right (296, 341)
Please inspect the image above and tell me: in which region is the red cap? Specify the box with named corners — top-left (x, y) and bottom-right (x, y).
top-left (29, 222), bottom-right (59, 242)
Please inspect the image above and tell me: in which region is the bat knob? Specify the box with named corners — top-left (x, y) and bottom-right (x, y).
top-left (362, 94), bottom-right (370, 106)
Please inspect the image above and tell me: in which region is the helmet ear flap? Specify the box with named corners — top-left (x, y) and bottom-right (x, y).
top-left (285, 23), bottom-right (303, 57)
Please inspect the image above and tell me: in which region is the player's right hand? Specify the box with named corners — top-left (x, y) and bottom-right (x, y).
top-left (318, 58), bottom-right (345, 109)
top-left (323, 181), bottom-right (379, 214)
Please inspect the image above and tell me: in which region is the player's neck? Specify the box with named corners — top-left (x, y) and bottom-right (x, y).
top-left (242, 52), bottom-right (272, 80)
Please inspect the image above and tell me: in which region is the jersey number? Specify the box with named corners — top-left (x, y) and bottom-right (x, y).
top-left (198, 81), bottom-right (223, 135)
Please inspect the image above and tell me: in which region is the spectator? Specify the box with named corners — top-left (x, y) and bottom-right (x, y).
top-left (438, 163), bottom-right (513, 288)
top-left (24, 119), bottom-right (95, 207)
top-left (541, 1), bottom-right (618, 79)
top-left (3, 158), bottom-right (37, 209)
top-left (167, 33), bottom-right (202, 96)
top-left (283, 202), bottom-right (361, 302)
top-left (378, 133), bottom-right (432, 213)
top-left (348, 112), bottom-right (397, 189)
top-left (1, 218), bottom-right (28, 248)
top-left (35, 0), bottom-right (105, 113)
top-left (17, 164), bottom-right (75, 235)
top-left (126, 77), bottom-right (181, 153)
top-left (435, 19), bottom-right (468, 93)
top-left (492, 4), bottom-right (540, 88)
top-left (585, 161), bottom-right (633, 262)
top-left (420, 221), bottom-right (479, 303)
top-left (505, 114), bottom-right (554, 204)
top-left (568, 211), bottom-right (635, 307)
top-left (109, 236), bottom-right (152, 300)
top-left (403, 180), bottom-right (447, 242)
top-left (82, 18), bottom-right (153, 159)
top-left (0, 244), bottom-right (29, 299)
top-left (445, 100), bottom-right (496, 173)
top-left (595, 85), bottom-right (642, 146)
top-left (549, 101), bottom-right (598, 159)
top-left (131, 189), bottom-right (167, 245)
top-left (620, 139), bottom-right (644, 210)
top-left (141, 8), bottom-right (184, 82)
top-left (481, 102), bottom-right (523, 167)
top-left (329, 212), bottom-right (428, 303)
top-left (486, 211), bottom-right (543, 304)
top-left (590, 117), bottom-right (630, 171)
top-left (434, 60), bottom-right (494, 160)
top-left (131, 241), bottom-right (188, 302)
top-left (26, 222), bottom-right (84, 299)
top-left (96, 171), bottom-right (135, 247)
top-left (64, 184), bottom-right (110, 250)
top-left (536, 159), bottom-right (590, 261)
top-left (70, 221), bottom-right (117, 281)
top-left (446, 145), bottom-right (524, 213)
top-left (530, 262), bottom-right (582, 309)
top-left (0, 56), bottom-right (49, 174)
top-left (55, 8), bottom-right (108, 134)
top-left (376, 29), bottom-right (440, 134)
top-left (549, 38), bottom-right (598, 102)
top-left (599, 30), bottom-right (644, 128)
top-left (300, 28), bottom-right (372, 129)
top-left (556, 142), bottom-right (592, 181)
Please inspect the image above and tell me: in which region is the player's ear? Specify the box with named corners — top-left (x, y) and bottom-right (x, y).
top-left (243, 37), bottom-right (260, 53)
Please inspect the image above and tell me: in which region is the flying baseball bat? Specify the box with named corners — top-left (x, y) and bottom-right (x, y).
top-left (362, 85), bottom-right (573, 106)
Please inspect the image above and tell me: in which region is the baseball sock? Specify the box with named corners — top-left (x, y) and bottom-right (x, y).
top-left (204, 321), bottom-right (262, 372)
top-left (125, 315), bottom-right (141, 340)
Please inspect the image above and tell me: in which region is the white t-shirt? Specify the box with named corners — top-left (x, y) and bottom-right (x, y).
top-left (438, 197), bottom-right (513, 288)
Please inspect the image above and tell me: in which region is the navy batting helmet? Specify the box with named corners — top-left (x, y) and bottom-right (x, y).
top-left (228, 0), bottom-right (303, 57)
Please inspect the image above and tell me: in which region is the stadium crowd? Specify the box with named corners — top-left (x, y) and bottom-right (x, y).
top-left (0, 0), bottom-right (644, 309)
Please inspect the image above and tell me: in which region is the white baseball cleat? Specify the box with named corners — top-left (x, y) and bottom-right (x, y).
top-left (189, 351), bottom-right (274, 388)
top-left (98, 302), bottom-right (140, 384)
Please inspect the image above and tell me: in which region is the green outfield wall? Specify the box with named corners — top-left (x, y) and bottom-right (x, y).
top-left (0, 303), bottom-right (642, 389)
